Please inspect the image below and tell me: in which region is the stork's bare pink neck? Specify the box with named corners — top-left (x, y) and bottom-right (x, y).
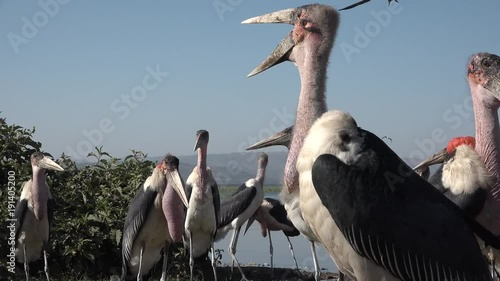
top-left (256, 162), bottom-right (267, 186)
top-left (285, 54), bottom-right (328, 193)
top-left (472, 85), bottom-right (500, 234)
top-left (197, 147), bottom-right (208, 180)
top-left (31, 166), bottom-right (48, 220)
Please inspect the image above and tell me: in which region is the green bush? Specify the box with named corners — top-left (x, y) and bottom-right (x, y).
top-left (0, 116), bottom-right (167, 278)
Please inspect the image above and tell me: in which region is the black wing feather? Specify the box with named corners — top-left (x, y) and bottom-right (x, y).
top-left (266, 197), bottom-right (300, 237)
top-left (121, 186), bottom-right (158, 279)
top-left (185, 182), bottom-right (193, 204)
top-left (218, 185), bottom-right (256, 228)
top-left (212, 182), bottom-right (220, 233)
top-left (312, 129), bottom-right (492, 281)
top-left (14, 199), bottom-right (28, 241)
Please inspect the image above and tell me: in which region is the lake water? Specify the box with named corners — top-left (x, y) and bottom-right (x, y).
top-left (214, 192), bottom-right (338, 274)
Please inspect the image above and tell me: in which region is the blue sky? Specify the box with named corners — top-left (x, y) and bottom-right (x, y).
top-left (1, 1), bottom-right (499, 161)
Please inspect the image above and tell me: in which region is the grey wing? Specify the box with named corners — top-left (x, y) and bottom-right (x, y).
top-left (211, 182), bottom-right (220, 232)
top-left (47, 198), bottom-right (55, 240)
top-left (121, 187), bottom-right (157, 279)
top-left (185, 182), bottom-right (193, 204)
top-left (14, 199), bottom-right (28, 241)
top-left (219, 185), bottom-right (257, 228)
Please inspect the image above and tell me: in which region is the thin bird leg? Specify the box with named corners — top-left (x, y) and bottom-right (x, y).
top-left (229, 226), bottom-right (250, 281)
top-left (137, 246), bottom-right (144, 281)
top-left (23, 243), bottom-right (30, 281)
top-left (285, 235), bottom-right (299, 272)
top-left (268, 229), bottom-right (274, 277)
top-left (211, 242), bottom-right (218, 281)
top-left (160, 241), bottom-right (170, 281)
top-left (310, 241), bottom-right (321, 281)
top-left (43, 241), bottom-right (50, 281)
top-left (189, 231), bottom-right (194, 281)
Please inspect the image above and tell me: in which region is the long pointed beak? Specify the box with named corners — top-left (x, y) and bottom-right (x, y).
top-left (193, 137), bottom-right (201, 152)
top-left (246, 127), bottom-right (292, 150)
top-left (413, 148), bottom-right (447, 171)
top-left (246, 32), bottom-right (295, 78)
top-left (242, 8), bottom-right (299, 78)
top-left (166, 169), bottom-right (189, 208)
top-left (244, 212), bottom-right (257, 235)
top-left (39, 156), bottom-right (64, 171)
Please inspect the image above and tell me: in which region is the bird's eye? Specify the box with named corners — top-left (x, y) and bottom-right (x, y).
top-left (481, 58), bottom-right (491, 68)
top-left (300, 19), bottom-right (308, 27)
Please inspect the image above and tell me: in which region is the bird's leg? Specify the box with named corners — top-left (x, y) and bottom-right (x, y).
top-left (229, 226), bottom-right (250, 281)
top-left (23, 244), bottom-right (30, 281)
top-left (137, 245), bottom-right (144, 281)
top-left (268, 229), bottom-right (273, 278)
top-left (210, 242), bottom-right (218, 281)
top-left (285, 235), bottom-right (299, 273)
top-left (43, 241), bottom-right (50, 281)
top-left (189, 231), bottom-right (194, 281)
top-left (310, 241), bottom-right (321, 281)
top-left (160, 241), bottom-right (169, 281)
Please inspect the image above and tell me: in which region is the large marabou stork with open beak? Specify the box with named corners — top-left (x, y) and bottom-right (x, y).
top-left (243, 4), bottom-right (500, 280)
top-left (121, 154), bottom-right (188, 281)
top-left (15, 152), bottom-right (64, 281)
top-left (184, 129), bottom-right (220, 281)
top-left (242, 5), bottom-right (339, 280)
top-left (214, 152), bottom-right (267, 281)
top-left (244, 197), bottom-right (300, 277)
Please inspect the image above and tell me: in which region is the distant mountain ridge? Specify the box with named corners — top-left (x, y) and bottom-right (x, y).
top-left (77, 151), bottom-right (427, 185)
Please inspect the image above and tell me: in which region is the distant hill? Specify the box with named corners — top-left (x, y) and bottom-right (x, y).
top-left (77, 151), bottom-right (432, 186)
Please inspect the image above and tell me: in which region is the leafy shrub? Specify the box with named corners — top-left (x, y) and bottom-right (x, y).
top-left (0, 116), bottom-right (166, 278)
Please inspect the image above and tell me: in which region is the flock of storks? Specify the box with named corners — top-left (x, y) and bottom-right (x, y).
top-left (12, 3), bottom-right (500, 281)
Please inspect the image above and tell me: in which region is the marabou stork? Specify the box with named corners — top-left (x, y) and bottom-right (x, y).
top-left (121, 154), bottom-right (188, 281)
top-left (243, 4), bottom-right (500, 280)
top-left (214, 152), bottom-right (267, 281)
top-left (413, 136), bottom-right (493, 221)
top-left (244, 197), bottom-right (300, 277)
top-left (184, 129), bottom-right (220, 281)
top-left (302, 110), bottom-right (500, 280)
top-left (14, 152), bottom-right (64, 281)
top-left (414, 136), bottom-right (500, 279)
top-left (245, 128), bottom-right (318, 277)
top-left (467, 52), bottom-right (500, 236)
top-left (243, 5), bottom-right (339, 280)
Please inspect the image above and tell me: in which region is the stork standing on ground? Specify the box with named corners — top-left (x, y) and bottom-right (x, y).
top-left (14, 152), bottom-right (64, 281)
top-left (214, 152), bottom-right (267, 281)
top-left (243, 5), bottom-right (339, 279)
top-left (121, 154), bottom-right (188, 281)
top-left (244, 197), bottom-right (300, 277)
top-left (184, 129), bottom-right (220, 281)
top-left (246, 129), bottom-right (314, 277)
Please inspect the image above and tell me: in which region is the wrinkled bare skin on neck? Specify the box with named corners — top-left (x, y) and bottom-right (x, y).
top-left (197, 146), bottom-right (208, 189)
top-left (31, 166), bottom-right (48, 220)
top-left (468, 52), bottom-right (500, 234)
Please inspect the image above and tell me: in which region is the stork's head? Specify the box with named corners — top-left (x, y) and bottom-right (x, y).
top-left (194, 129), bottom-right (209, 151)
top-left (246, 126), bottom-right (293, 150)
top-left (243, 4), bottom-right (339, 77)
top-left (258, 152), bottom-right (269, 168)
top-left (413, 136), bottom-right (476, 170)
top-left (30, 152), bottom-right (64, 172)
top-left (413, 136), bottom-right (494, 193)
top-left (162, 154), bottom-right (189, 208)
top-left (468, 52), bottom-right (500, 107)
